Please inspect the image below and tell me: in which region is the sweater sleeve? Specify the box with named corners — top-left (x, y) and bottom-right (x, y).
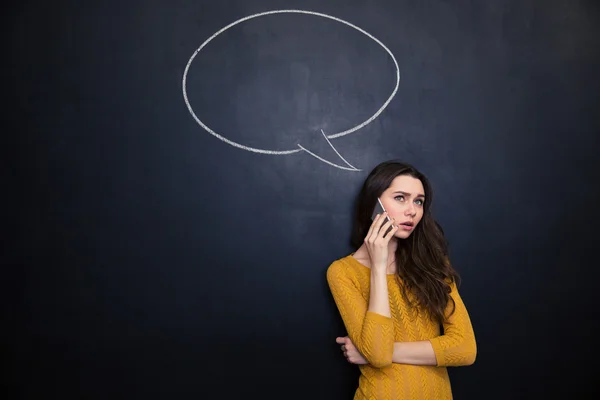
top-left (429, 281), bottom-right (477, 367)
top-left (326, 261), bottom-right (394, 368)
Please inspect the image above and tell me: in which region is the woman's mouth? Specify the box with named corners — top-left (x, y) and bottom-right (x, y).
top-left (399, 221), bottom-right (414, 230)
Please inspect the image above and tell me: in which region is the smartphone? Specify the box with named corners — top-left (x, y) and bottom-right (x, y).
top-left (371, 198), bottom-right (393, 235)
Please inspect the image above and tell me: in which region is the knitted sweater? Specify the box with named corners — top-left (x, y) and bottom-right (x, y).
top-left (326, 255), bottom-right (477, 400)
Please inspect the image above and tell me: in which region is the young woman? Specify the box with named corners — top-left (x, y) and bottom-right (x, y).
top-left (326, 160), bottom-right (476, 400)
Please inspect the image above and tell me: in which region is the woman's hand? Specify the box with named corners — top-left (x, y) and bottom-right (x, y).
top-left (336, 336), bottom-right (368, 365)
top-left (364, 213), bottom-right (397, 269)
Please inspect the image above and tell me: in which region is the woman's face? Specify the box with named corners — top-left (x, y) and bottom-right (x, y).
top-left (379, 175), bottom-right (425, 239)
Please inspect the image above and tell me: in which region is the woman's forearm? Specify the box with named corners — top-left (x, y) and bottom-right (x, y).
top-left (367, 268), bottom-right (391, 318)
top-left (392, 340), bottom-right (438, 366)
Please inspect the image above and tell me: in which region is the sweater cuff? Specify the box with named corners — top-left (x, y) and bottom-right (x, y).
top-left (365, 311), bottom-right (393, 324)
top-left (429, 338), bottom-right (444, 366)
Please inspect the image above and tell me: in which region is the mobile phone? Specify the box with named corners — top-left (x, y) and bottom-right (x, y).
top-left (371, 198), bottom-right (393, 235)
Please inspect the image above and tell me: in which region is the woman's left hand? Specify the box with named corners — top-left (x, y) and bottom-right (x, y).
top-left (336, 336), bottom-right (369, 365)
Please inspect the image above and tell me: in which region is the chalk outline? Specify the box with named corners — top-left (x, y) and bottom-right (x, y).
top-left (182, 9), bottom-right (400, 169)
top-left (297, 129), bottom-right (360, 171)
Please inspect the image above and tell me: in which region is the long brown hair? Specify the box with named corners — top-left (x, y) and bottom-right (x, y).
top-left (350, 160), bottom-right (460, 325)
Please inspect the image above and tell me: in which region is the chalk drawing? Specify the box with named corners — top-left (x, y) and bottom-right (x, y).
top-left (182, 9), bottom-right (400, 171)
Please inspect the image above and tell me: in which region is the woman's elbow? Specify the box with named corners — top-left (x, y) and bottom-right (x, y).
top-left (368, 355), bottom-right (393, 369)
top-left (461, 339), bottom-right (477, 366)
top-left (362, 347), bottom-right (394, 368)
top-left (444, 337), bottom-right (477, 367)
top-left (356, 337), bottom-right (394, 368)
top-left (461, 349), bottom-right (476, 366)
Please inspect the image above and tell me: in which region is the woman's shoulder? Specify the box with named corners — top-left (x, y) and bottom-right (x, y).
top-left (326, 254), bottom-right (366, 282)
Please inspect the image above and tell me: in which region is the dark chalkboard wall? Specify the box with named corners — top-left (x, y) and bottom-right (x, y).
top-left (6, 0), bottom-right (600, 399)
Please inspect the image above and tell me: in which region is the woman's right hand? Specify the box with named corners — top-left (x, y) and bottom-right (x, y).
top-left (364, 213), bottom-right (397, 270)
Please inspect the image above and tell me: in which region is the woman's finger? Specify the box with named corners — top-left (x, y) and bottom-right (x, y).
top-left (382, 222), bottom-right (399, 240)
top-left (376, 216), bottom-right (395, 240)
top-left (365, 213), bottom-right (382, 240)
top-left (375, 212), bottom-right (390, 233)
top-left (368, 213), bottom-right (389, 242)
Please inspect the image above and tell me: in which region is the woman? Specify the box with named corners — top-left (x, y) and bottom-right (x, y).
top-left (326, 160), bottom-right (476, 400)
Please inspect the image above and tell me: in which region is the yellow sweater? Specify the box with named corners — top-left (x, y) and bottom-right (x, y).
top-left (327, 255), bottom-right (477, 400)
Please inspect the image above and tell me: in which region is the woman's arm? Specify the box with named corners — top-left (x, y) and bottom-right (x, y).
top-left (427, 281), bottom-right (477, 367)
top-left (365, 214), bottom-right (394, 319)
top-left (392, 341), bottom-right (437, 365)
top-left (340, 282), bottom-right (476, 367)
top-left (339, 337), bottom-right (437, 366)
top-left (327, 215), bottom-right (398, 368)
top-left (338, 337), bottom-right (436, 366)
top-left (392, 282), bottom-right (476, 366)
top-left (327, 261), bottom-right (394, 368)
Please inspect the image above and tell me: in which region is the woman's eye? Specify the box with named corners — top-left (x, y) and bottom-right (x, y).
top-left (415, 199), bottom-right (424, 206)
top-left (395, 196), bottom-right (405, 201)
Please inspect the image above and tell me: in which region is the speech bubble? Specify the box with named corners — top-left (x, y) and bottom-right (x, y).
top-left (182, 9), bottom-right (400, 171)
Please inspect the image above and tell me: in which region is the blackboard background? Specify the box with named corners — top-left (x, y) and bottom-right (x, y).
top-left (5, 0), bottom-right (600, 399)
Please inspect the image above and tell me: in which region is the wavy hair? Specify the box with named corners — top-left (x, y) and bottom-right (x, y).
top-left (350, 160), bottom-right (460, 324)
